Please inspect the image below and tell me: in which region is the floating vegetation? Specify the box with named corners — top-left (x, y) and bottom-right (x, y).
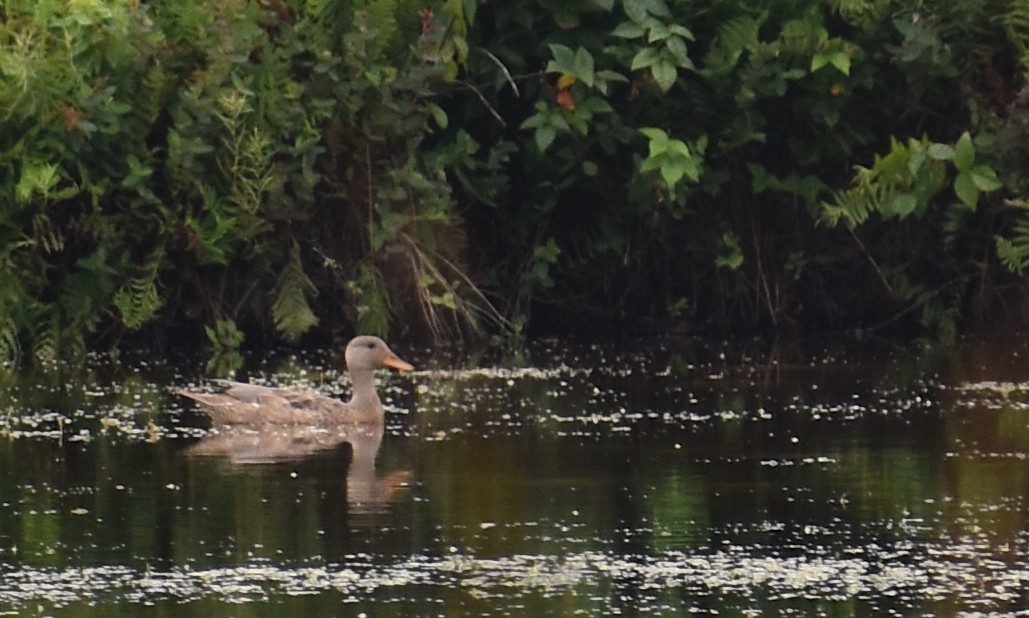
top-left (952, 380), bottom-right (1029, 410)
top-left (1, 533), bottom-right (1028, 613)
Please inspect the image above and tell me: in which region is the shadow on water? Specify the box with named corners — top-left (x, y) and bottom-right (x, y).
top-left (1, 333), bottom-right (1029, 615)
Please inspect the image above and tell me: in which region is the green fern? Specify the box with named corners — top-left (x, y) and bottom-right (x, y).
top-left (1005, 0), bottom-right (1029, 74)
top-left (0, 317), bottom-right (19, 365)
top-left (704, 13), bottom-right (766, 75)
top-left (30, 213), bottom-right (64, 254)
top-left (271, 246), bottom-right (319, 340)
top-left (113, 251), bottom-right (165, 330)
top-left (205, 318), bottom-right (245, 353)
top-left (821, 182), bottom-right (889, 227)
top-left (31, 316), bottom-right (58, 364)
top-left (363, 0), bottom-right (401, 59)
top-left (58, 248), bottom-right (118, 328)
top-left (996, 209), bottom-right (1029, 274)
top-left (821, 137), bottom-right (956, 227)
top-left (349, 264), bottom-right (392, 336)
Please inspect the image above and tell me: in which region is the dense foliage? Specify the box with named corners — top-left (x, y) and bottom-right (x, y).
top-left (2, 0), bottom-right (1029, 362)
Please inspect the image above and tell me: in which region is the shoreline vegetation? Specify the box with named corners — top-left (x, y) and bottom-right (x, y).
top-left (3, 0), bottom-right (1029, 362)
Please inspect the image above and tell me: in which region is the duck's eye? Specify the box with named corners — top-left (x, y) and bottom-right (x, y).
top-left (366, 342), bottom-right (375, 349)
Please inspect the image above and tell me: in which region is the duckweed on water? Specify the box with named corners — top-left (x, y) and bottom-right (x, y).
top-left (2, 536), bottom-right (1027, 612)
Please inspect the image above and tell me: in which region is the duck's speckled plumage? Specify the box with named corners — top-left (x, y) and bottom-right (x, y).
top-left (179, 336), bottom-right (413, 425)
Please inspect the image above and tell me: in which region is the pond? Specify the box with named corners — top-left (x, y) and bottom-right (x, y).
top-left (1, 333), bottom-right (1028, 616)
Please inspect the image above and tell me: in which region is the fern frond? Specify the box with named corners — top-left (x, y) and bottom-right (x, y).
top-left (704, 13), bottom-right (765, 75)
top-left (831, 0), bottom-right (892, 27)
top-left (1005, 0), bottom-right (1029, 74)
top-left (0, 317), bottom-right (19, 365)
top-left (271, 246), bottom-right (319, 340)
top-left (30, 213), bottom-right (64, 254)
top-left (32, 317), bottom-right (58, 364)
top-left (361, 0), bottom-right (401, 61)
top-left (349, 264), bottom-right (392, 336)
top-left (113, 251), bottom-right (165, 330)
top-left (821, 182), bottom-right (887, 227)
top-left (996, 213), bottom-right (1029, 274)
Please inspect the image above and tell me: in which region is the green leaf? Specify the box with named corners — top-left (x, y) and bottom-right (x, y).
top-left (428, 103), bottom-right (448, 129)
top-left (666, 139), bottom-right (691, 157)
top-left (572, 47), bottom-right (595, 87)
top-left (716, 233), bottom-right (744, 270)
top-left (631, 46), bottom-right (662, 70)
top-left (546, 44), bottom-right (575, 74)
top-left (520, 111), bottom-right (546, 129)
top-left (907, 146), bottom-right (927, 175)
top-left (660, 161), bottom-right (686, 186)
top-left (647, 21), bottom-right (670, 42)
top-left (969, 165), bottom-right (1002, 192)
top-left (830, 51), bottom-right (850, 74)
top-left (651, 59), bottom-right (678, 91)
top-left (886, 193), bottom-right (919, 218)
top-left (596, 69), bottom-right (630, 83)
top-left (535, 236), bottom-right (561, 262)
top-left (927, 143), bottom-right (954, 161)
top-left (953, 132), bottom-right (975, 172)
top-left (665, 36), bottom-right (691, 67)
top-left (623, 0), bottom-right (648, 22)
top-left (639, 156), bottom-right (661, 173)
top-left (748, 163), bottom-right (774, 193)
top-left (670, 24), bottom-right (694, 40)
top-left (810, 53), bottom-right (830, 72)
top-left (644, 0), bottom-right (671, 17)
top-left (612, 21), bottom-right (646, 38)
top-left (954, 171), bottom-right (979, 208)
top-left (647, 138), bottom-right (669, 158)
top-left (683, 158), bottom-right (701, 182)
top-left (639, 126), bottom-right (669, 146)
top-left (535, 125), bottom-right (557, 152)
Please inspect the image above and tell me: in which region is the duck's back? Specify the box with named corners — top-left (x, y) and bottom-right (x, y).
top-left (180, 380), bottom-right (353, 425)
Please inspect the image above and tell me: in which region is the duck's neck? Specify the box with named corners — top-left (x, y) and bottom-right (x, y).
top-left (348, 368), bottom-right (383, 421)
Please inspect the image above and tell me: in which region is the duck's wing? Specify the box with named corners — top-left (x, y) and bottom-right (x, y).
top-left (180, 380), bottom-right (344, 424)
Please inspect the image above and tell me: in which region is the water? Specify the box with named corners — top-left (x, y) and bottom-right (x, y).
top-left (2, 334), bottom-right (1029, 616)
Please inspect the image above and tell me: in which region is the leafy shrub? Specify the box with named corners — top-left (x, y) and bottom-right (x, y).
top-left (0, 0), bottom-right (498, 363)
top-left (4, 0), bottom-right (1029, 364)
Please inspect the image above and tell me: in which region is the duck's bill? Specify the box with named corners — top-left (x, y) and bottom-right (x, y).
top-left (383, 355), bottom-right (414, 372)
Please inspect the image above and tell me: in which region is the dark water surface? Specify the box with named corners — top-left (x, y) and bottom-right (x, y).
top-left (2, 334), bottom-right (1029, 616)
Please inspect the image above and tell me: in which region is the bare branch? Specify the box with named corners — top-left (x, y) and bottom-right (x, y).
top-left (477, 47), bottom-right (519, 96)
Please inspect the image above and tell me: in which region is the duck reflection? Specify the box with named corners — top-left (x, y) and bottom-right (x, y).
top-left (186, 421), bottom-right (412, 515)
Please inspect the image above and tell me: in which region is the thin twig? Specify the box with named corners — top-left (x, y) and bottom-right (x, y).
top-left (464, 80), bottom-right (507, 128)
top-left (365, 142), bottom-right (375, 251)
top-left (477, 47), bottom-right (519, 96)
top-left (749, 213), bottom-right (777, 326)
top-left (848, 227), bottom-right (894, 294)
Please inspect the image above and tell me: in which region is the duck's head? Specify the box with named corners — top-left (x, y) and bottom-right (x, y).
top-left (345, 336), bottom-right (414, 373)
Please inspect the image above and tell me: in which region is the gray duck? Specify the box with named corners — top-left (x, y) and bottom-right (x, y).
top-left (180, 335), bottom-right (413, 425)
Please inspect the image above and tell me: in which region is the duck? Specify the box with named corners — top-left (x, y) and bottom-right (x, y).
top-left (179, 335), bottom-right (414, 426)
